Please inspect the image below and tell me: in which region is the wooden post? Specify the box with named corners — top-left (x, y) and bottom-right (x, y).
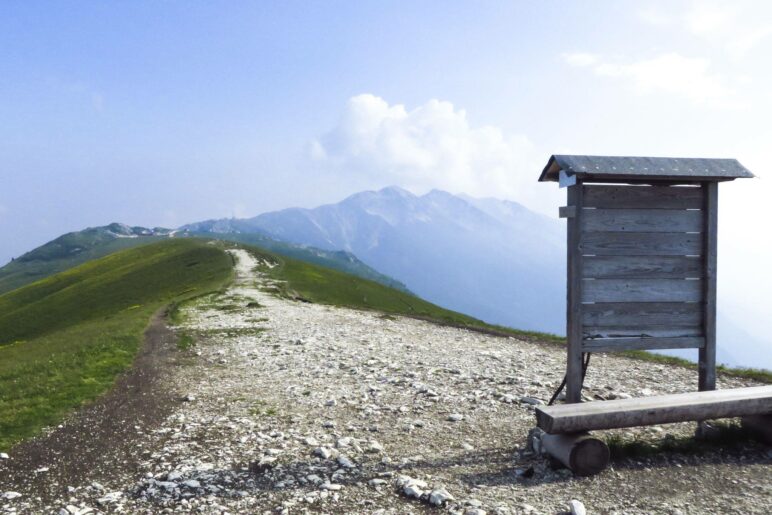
top-left (566, 183), bottom-right (584, 403)
top-left (699, 182), bottom-right (718, 391)
top-left (541, 432), bottom-right (610, 476)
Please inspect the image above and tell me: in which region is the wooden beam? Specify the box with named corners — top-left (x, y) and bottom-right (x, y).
top-left (582, 278), bottom-right (703, 303)
top-left (700, 182), bottom-right (718, 392)
top-left (540, 432), bottom-right (610, 476)
top-left (582, 336), bottom-right (704, 352)
top-left (583, 184), bottom-right (704, 209)
top-left (559, 206), bottom-right (576, 219)
top-left (582, 208), bottom-right (703, 233)
top-left (535, 385), bottom-right (772, 434)
top-left (582, 232), bottom-right (703, 256)
top-left (566, 183), bottom-right (584, 403)
top-left (583, 255), bottom-right (704, 280)
top-left (582, 301), bottom-right (703, 327)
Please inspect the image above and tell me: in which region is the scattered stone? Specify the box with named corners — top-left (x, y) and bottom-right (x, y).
top-left (447, 413), bottom-right (464, 422)
top-left (183, 393), bottom-right (196, 402)
top-left (519, 396), bottom-right (543, 406)
top-left (320, 482), bottom-right (343, 491)
top-left (2, 491), bottom-right (22, 500)
top-left (314, 446), bottom-right (334, 459)
top-left (96, 491), bottom-right (123, 505)
top-left (367, 440), bottom-right (384, 453)
top-left (569, 499), bottom-right (587, 515)
top-left (337, 455), bottom-right (355, 468)
top-left (429, 487), bottom-right (455, 506)
top-left (0, 453), bottom-right (8, 459)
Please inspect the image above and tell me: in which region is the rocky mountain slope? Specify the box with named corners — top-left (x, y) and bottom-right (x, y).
top-left (2, 249), bottom-right (768, 514)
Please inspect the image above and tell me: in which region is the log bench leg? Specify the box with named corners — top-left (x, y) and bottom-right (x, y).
top-left (741, 414), bottom-right (772, 444)
top-left (541, 432), bottom-right (610, 476)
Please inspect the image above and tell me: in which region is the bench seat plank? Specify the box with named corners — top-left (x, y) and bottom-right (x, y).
top-left (536, 385), bottom-right (772, 434)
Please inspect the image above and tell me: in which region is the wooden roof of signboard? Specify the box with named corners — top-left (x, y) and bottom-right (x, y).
top-left (539, 155), bottom-right (755, 183)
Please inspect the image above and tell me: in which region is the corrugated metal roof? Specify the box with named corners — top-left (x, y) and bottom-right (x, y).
top-left (539, 155), bottom-right (755, 183)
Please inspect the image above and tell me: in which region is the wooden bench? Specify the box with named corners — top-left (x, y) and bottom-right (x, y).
top-left (533, 385), bottom-right (772, 476)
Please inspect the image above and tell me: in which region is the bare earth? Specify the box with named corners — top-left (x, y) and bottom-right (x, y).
top-left (2, 249), bottom-right (770, 514)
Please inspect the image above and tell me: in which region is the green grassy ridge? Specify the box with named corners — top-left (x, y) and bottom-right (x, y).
top-left (0, 226), bottom-right (410, 297)
top-left (241, 244), bottom-right (772, 384)
top-left (0, 235), bottom-right (168, 295)
top-left (186, 231), bottom-right (410, 293)
top-left (0, 239), bottom-right (233, 450)
top-left (0, 240), bottom-right (232, 345)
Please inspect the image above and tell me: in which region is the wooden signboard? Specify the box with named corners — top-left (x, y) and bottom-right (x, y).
top-left (539, 155), bottom-right (754, 403)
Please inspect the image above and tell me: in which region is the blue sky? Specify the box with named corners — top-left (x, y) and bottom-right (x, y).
top-left (2, 1), bottom-right (772, 340)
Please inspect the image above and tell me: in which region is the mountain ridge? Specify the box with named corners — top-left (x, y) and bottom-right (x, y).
top-left (184, 186), bottom-right (567, 334)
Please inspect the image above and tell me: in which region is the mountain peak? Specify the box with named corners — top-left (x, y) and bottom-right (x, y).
top-left (377, 185), bottom-right (415, 197)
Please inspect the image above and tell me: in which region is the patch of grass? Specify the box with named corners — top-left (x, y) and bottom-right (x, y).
top-left (0, 239), bottom-right (233, 451)
top-left (177, 332), bottom-right (196, 350)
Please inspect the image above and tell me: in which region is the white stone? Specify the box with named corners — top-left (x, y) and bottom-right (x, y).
top-left (314, 447), bottom-right (333, 459)
top-left (320, 482), bottom-right (342, 491)
top-left (447, 413), bottom-right (464, 422)
top-left (429, 487), bottom-right (455, 506)
top-left (336, 437), bottom-right (352, 448)
top-left (403, 484), bottom-right (424, 498)
top-left (0, 453), bottom-right (8, 459)
top-left (367, 440), bottom-right (384, 453)
top-left (97, 491), bottom-right (123, 505)
top-left (569, 499), bottom-right (587, 515)
top-left (182, 479), bottom-right (201, 489)
top-left (2, 491), bottom-right (22, 500)
top-left (337, 455), bottom-right (355, 468)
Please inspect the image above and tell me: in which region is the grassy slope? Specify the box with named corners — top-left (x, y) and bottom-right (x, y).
top-left (187, 231), bottom-right (410, 292)
top-left (0, 239), bottom-right (233, 450)
top-left (252, 245), bottom-right (771, 384)
top-left (0, 235), bottom-right (168, 295)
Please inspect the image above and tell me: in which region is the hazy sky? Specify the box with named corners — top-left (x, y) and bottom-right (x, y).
top-left (2, 1), bottom-right (772, 339)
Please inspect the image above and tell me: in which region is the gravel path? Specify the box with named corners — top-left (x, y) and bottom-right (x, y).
top-left (2, 249), bottom-right (770, 514)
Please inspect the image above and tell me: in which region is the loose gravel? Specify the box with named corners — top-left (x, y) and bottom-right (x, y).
top-left (2, 249), bottom-right (770, 514)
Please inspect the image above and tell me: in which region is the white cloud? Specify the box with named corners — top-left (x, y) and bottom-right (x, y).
top-left (640, 2), bottom-right (772, 58)
top-left (310, 94), bottom-right (559, 213)
top-left (563, 51), bottom-right (737, 106)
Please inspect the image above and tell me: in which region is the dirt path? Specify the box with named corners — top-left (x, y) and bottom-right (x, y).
top-left (2, 249), bottom-right (770, 514)
top-left (0, 310), bottom-right (187, 508)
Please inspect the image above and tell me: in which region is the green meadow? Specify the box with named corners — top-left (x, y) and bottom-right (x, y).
top-left (0, 239), bottom-right (233, 450)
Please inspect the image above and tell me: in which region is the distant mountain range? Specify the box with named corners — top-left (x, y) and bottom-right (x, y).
top-left (183, 186), bottom-right (567, 333)
top-left (0, 223), bottom-right (406, 295)
top-left (4, 187), bottom-right (769, 370)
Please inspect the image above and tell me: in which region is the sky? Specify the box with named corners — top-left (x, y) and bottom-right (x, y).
top-left (2, 1), bottom-right (772, 341)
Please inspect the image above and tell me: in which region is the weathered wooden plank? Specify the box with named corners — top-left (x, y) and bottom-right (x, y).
top-left (582, 301), bottom-right (703, 327)
top-left (700, 182), bottom-right (718, 391)
top-left (566, 184), bottom-right (584, 403)
top-left (559, 205), bottom-right (576, 218)
top-left (581, 232), bottom-right (703, 256)
top-left (583, 184), bottom-right (703, 209)
top-left (582, 255), bottom-right (703, 279)
top-left (583, 325), bottom-right (703, 339)
top-left (535, 385), bottom-right (772, 434)
top-left (582, 208), bottom-right (703, 233)
top-left (582, 278), bottom-right (702, 303)
top-left (581, 336), bottom-right (705, 352)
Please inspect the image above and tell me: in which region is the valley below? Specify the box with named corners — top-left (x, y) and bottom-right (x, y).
top-left (1, 249), bottom-right (770, 515)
